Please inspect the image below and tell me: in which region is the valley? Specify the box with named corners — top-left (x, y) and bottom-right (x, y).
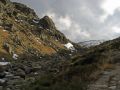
top-left (0, 0), bottom-right (120, 90)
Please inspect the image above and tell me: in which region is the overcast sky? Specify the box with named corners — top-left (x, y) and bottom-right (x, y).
top-left (11, 0), bottom-right (120, 42)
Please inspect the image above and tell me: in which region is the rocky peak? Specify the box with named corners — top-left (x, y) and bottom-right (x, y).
top-left (39, 16), bottom-right (56, 30)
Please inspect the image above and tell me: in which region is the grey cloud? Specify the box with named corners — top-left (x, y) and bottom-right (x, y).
top-left (106, 8), bottom-right (120, 26)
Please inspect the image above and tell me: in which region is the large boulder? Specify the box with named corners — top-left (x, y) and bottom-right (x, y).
top-left (39, 16), bottom-right (56, 29)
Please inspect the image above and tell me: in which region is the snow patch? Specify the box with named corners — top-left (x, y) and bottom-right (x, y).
top-left (0, 62), bottom-right (10, 66)
top-left (3, 30), bottom-right (7, 32)
top-left (31, 25), bottom-right (34, 27)
top-left (39, 57), bottom-right (42, 59)
top-left (33, 19), bottom-right (39, 24)
top-left (34, 72), bottom-right (38, 75)
top-left (15, 19), bottom-right (18, 22)
top-left (20, 20), bottom-right (23, 22)
top-left (37, 40), bottom-right (41, 44)
top-left (79, 40), bottom-right (104, 47)
top-left (1, 58), bottom-right (5, 61)
top-left (36, 38), bottom-right (41, 44)
top-left (64, 43), bottom-right (75, 50)
top-left (39, 26), bottom-right (43, 29)
top-left (55, 40), bottom-right (58, 41)
top-left (46, 29), bottom-right (50, 31)
top-left (0, 79), bottom-right (6, 83)
top-left (12, 54), bottom-right (19, 60)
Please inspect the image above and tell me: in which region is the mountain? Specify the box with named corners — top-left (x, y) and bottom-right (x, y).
top-left (0, 0), bottom-right (82, 89)
top-left (0, 0), bottom-right (119, 90)
top-left (0, 0), bottom-right (76, 58)
top-left (78, 40), bottom-right (105, 47)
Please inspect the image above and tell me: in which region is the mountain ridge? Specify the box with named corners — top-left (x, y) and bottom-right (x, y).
top-left (0, 0), bottom-right (74, 58)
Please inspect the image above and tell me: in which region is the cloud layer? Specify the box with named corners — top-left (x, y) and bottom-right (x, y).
top-left (11, 0), bottom-right (120, 42)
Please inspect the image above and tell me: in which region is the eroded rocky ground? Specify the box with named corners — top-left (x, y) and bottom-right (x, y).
top-left (88, 63), bottom-right (120, 90)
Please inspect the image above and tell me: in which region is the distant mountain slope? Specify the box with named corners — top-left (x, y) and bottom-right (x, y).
top-left (78, 40), bottom-right (105, 47)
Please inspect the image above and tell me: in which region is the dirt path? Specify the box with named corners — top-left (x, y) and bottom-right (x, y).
top-left (88, 63), bottom-right (120, 90)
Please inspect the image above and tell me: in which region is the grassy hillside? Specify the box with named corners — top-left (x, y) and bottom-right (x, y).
top-left (22, 37), bottom-right (120, 90)
top-left (0, 0), bottom-right (71, 58)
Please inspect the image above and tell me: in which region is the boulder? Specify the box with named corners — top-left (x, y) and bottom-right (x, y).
top-left (15, 69), bottom-right (25, 79)
top-left (39, 16), bottom-right (56, 29)
top-left (0, 72), bottom-right (5, 79)
top-left (24, 66), bottom-right (32, 74)
top-left (0, 79), bottom-right (6, 86)
top-left (3, 43), bottom-right (13, 54)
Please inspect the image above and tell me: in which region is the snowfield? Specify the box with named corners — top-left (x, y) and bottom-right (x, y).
top-left (64, 43), bottom-right (75, 51)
